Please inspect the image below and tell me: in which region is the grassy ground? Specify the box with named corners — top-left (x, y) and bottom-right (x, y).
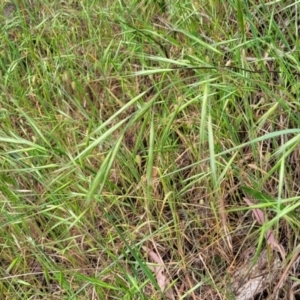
top-left (1, 0), bottom-right (300, 299)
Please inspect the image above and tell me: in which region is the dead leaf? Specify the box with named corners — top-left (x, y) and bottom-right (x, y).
top-left (142, 246), bottom-right (175, 299)
top-left (243, 198), bottom-right (285, 259)
top-left (243, 197), bottom-right (264, 224)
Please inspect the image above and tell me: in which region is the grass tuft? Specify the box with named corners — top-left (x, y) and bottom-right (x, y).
top-left (1, 0), bottom-right (300, 299)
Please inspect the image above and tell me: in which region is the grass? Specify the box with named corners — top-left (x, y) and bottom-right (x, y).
top-left (1, 0), bottom-right (300, 299)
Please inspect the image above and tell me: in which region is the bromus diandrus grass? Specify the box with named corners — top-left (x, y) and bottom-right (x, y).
top-left (1, 0), bottom-right (300, 299)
